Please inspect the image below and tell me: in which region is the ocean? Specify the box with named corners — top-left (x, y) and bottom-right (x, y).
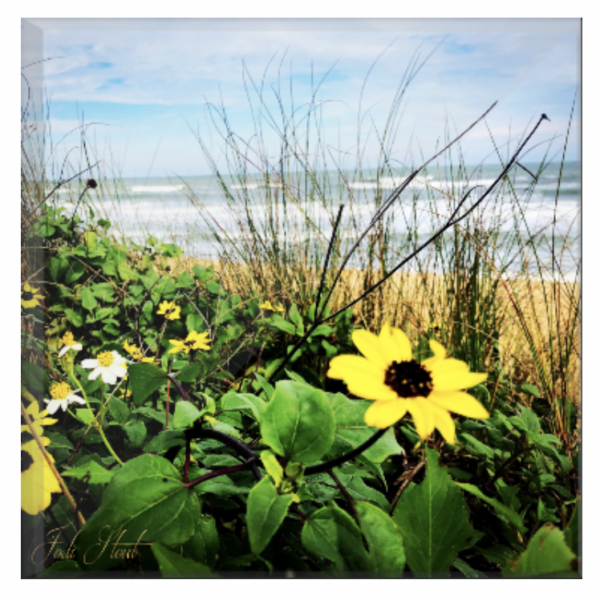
top-left (50, 161), bottom-right (581, 282)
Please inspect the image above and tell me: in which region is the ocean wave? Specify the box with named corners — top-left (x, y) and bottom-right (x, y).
top-left (130, 185), bottom-right (186, 193)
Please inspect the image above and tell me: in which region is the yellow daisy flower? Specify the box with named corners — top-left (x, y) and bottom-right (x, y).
top-left (44, 381), bottom-right (86, 415)
top-left (21, 282), bottom-right (44, 309)
top-left (259, 300), bottom-right (284, 312)
top-left (21, 402), bottom-right (58, 437)
top-left (58, 332), bottom-right (83, 357)
top-left (327, 323), bottom-right (489, 444)
top-left (123, 340), bottom-right (140, 356)
top-left (156, 301), bottom-right (181, 321)
top-left (168, 331), bottom-right (212, 355)
top-left (21, 438), bottom-right (62, 515)
top-left (117, 388), bottom-right (132, 400)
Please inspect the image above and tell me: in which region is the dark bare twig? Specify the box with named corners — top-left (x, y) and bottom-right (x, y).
top-left (315, 204), bottom-right (345, 320)
top-left (328, 468), bottom-right (357, 517)
top-left (390, 460), bottom-right (426, 512)
top-left (185, 457), bottom-right (257, 489)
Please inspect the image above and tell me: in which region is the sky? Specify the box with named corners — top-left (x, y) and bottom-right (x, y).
top-left (22, 18), bottom-right (581, 180)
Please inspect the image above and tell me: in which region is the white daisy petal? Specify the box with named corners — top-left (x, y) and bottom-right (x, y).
top-left (81, 359), bottom-right (99, 369)
top-left (72, 344), bottom-right (82, 351)
top-left (101, 369), bottom-right (117, 385)
top-left (88, 367), bottom-right (103, 381)
top-left (44, 399), bottom-right (60, 415)
top-left (110, 364), bottom-right (127, 378)
top-left (67, 394), bottom-right (86, 405)
top-left (58, 346), bottom-right (68, 357)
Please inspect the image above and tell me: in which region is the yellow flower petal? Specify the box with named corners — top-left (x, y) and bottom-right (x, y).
top-left (345, 378), bottom-right (398, 402)
top-left (328, 355), bottom-right (385, 380)
top-left (378, 323), bottom-right (412, 363)
top-left (352, 329), bottom-right (391, 369)
top-left (429, 390), bottom-right (490, 419)
top-left (406, 399), bottom-right (435, 440)
top-left (428, 401), bottom-right (456, 444)
top-left (430, 369), bottom-right (488, 392)
top-left (364, 399), bottom-right (408, 428)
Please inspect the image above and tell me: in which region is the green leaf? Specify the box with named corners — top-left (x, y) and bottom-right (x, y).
top-left (65, 261), bottom-right (86, 285)
top-left (221, 391), bottom-right (266, 422)
top-left (460, 433), bottom-right (496, 460)
top-left (44, 432), bottom-right (74, 450)
top-left (151, 542), bottom-right (211, 577)
top-left (269, 315), bottom-right (296, 335)
top-left (564, 500), bottom-right (580, 556)
top-left (253, 373), bottom-right (274, 400)
top-left (123, 420), bottom-right (147, 448)
top-left (456, 482), bottom-right (526, 532)
top-left (260, 450), bottom-right (284, 487)
top-left (393, 447), bottom-right (473, 577)
top-left (260, 380), bottom-right (335, 464)
top-left (80, 287), bottom-right (98, 311)
top-left (75, 408), bottom-right (94, 426)
top-left (128, 363), bottom-right (168, 406)
top-left (356, 501), bottom-right (405, 576)
top-left (327, 393), bottom-right (403, 463)
top-left (37, 560), bottom-right (81, 578)
top-left (108, 396), bottom-right (130, 424)
top-left (301, 504), bottom-right (370, 572)
top-left (520, 407), bottom-right (541, 436)
top-left (62, 459), bottom-right (116, 485)
top-left (174, 363), bottom-right (200, 384)
top-left (22, 360), bottom-right (44, 392)
top-left (172, 401), bottom-right (203, 429)
top-left (521, 383), bottom-right (541, 397)
top-left (77, 455), bottom-right (200, 571)
top-left (508, 525), bottom-right (577, 576)
top-left (453, 558), bottom-right (488, 578)
top-left (182, 515), bottom-right (219, 568)
top-left (143, 430), bottom-right (185, 453)
top-left (246, 477), bottom-right (294, 555)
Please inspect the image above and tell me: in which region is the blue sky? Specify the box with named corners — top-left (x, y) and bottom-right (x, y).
top-left (25, 18), bottom-right (580, 179)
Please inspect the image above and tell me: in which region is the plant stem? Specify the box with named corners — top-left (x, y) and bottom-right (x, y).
top-left (185, 457), bottom-right (257, 489)
top-left (69, 372), bottom-right (123, 467)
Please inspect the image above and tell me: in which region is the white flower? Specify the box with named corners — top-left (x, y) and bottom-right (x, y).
top-left (44, 382), bottom-right (86, 415)
top-left (58, 331), bottom-right (83, 357)
top-left (81, 350), bottom-right (128, 385)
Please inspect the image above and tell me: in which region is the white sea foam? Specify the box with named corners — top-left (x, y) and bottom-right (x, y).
top-left (130, 185), bottom-right (186, 193)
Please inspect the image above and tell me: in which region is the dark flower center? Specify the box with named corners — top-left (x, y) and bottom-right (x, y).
top-left (184, 340), bottom-right (195, 349)
top-left (22, 291), bottom-right (34, 301)
top-left (21, 450), bottom-right (34, 473)
top-left (384, 360), bottom-right (433, 398)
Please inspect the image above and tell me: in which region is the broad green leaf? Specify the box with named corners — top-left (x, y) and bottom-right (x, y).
top-left (182, 515), bottom-right (219, 568)
top-left (453, 558), bottom-right (487, 578)
top-left (44, 432), bottom-right (74, 450)
top-left (172, 401), bottom-right (203, 429)
top-left (108, 396), bottom-right (130, 424)
top-left (65, 261), bottom-right (86, 285)
top-left (75, 408), bottom-right (94, 426)
top-left (128, 363), bottom-right (168, 406)
top-left (301, 504), bottom-right (371, 572)
top-left (77, 455), bottom-right (200, 571)
top-left (327, 393), bottom-right (403, 463)
top-left (460, 433), bottom-right (496, 460)
top-left (508, 524), bottom-right (577, 576)
top-left (62, 459), bottom-right (116, 485)
top-left (221, 391), bottom-right (266, 422)
top-left (253, 373), bottom-right (274, 400)
top-left (356, 501), bottom-right (405, 576)
top-left (37, 560), bottom-right (81, 578)
top-left (520, 407), bottom-right (541, 436)
top-left (269, 315), bottom-right (296, 335)
top-left (393, 447), bottom-right (473, 577)
top-left (151, 542), bottom-right (211, 578)
top-left (80, 287), bottom-right (98, 311)
top-left (123, 420), bottom-right (147, 448)
top-left (143, 430), bottom-right (185, 453)
top-left (260, 380), bottom-right (335, 464)
top-left (564, 500), bottom-right (580, 556)
top-left (176, 363), bottom-right (201, 383)
top-left (456, 482), bottom-right (526, 532)
top-left (521, 383), bottom-right (541, 397)
top-left (185, 314), bottom-right (206, 336)
top-left (246, 477), bottom-right (294, 555)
